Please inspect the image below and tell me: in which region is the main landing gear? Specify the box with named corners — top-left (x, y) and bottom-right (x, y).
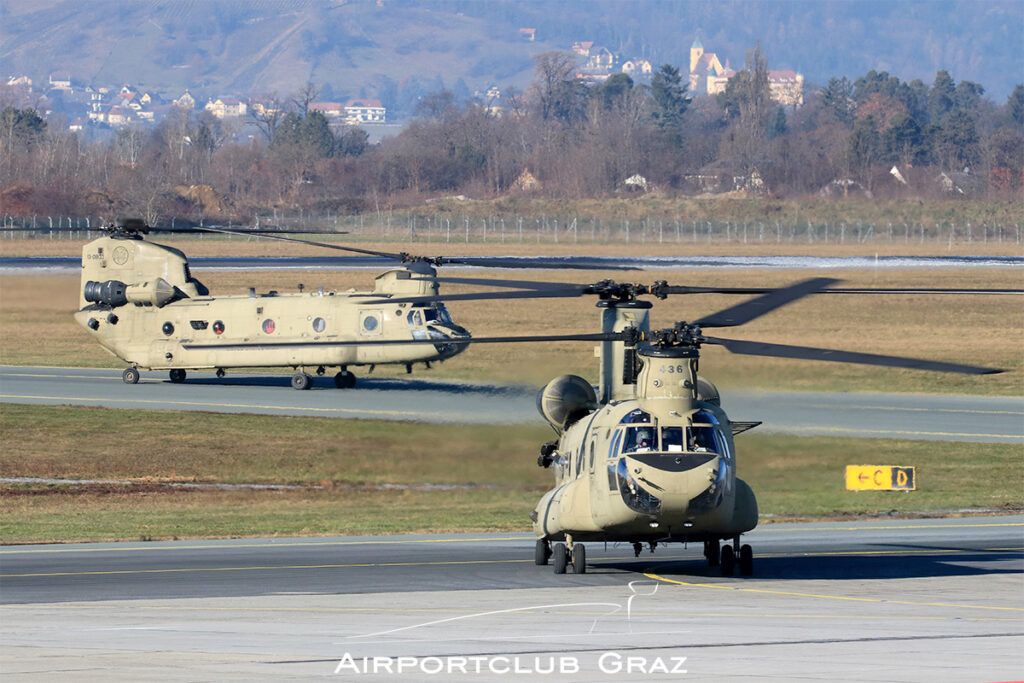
top-left (122, 367), bottom-right (140, 384)
top-left (334, 368), bottom-right (356, 388)
top-left (537, 539), bottom-right (586, 574)
top-left (710, 536), bottom-right (754, 577)
top-left (168, 369), bottom-right (186, 383)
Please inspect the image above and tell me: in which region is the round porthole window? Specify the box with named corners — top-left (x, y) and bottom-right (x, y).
top-left (213, 320), bottom-right (225, 335)
top-left (312, 317), bottom-right (326, 333)
top-left (362, 315), bottom-right (379, 332)
top-left (262, 319), bottom-right (276, 334)
top-left (162, 322), bottom-right (174, 336)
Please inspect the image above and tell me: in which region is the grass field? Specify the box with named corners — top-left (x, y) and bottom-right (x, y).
top-left (0, 404), bottom-right (1019, 544)
top-left (1, 217), bottom-right (1020, 544)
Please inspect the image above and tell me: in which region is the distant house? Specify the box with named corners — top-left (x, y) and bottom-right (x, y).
top-left (174, 91), bottom-right (196, 110)
top-left (344, 99), bottom-right (385, 124)
top-left (106, 106), bottom-right (131, 126)
top-left (572, 41), bottom-right (594, 57)
top-left (69, 117), bottom-right (86, 132)
top-left (48, 72), bottom-right (72, 90)
top-left (767, 70), bottom-right (804, 107)
top-left (6, 75), bottom-right (32, 89)
top-left (309, 102), bottom-right (346, 118)
top-left (621, 59), bottom-right (653, 77)
top-left (205, 97), bottom-right (247, 118)
top-left (586, 47), bottom-right (615, 71)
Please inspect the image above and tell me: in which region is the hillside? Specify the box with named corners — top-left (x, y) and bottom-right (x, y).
top-left (1, 0), bottom-right (1021, 113)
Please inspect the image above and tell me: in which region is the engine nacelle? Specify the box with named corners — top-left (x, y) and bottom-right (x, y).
top-left (84, 279), bottom-right (178, 308)
top-left (537, 374), bottom-right (598, 432)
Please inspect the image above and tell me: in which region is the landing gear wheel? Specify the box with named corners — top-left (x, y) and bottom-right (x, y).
top-left (334, 371), bottom-right (356, 388)
top-left (122, 367), bottom-right (140, 384)
top-left (720, 545), bottom-right (736, 576)
top-left (739, 544), bottom-right (754, 577)
top-left (571, 543), bottom-right (587, 574)
top-left (168, 369), bottom-right (186, 383)
top-left (705, 538), bottom-right (720, 567)
top-left (535, 539), bottom-right (551, 566)
top-left (553, 543), bottom-right (568, 574)
top-left (291, 372), bottom-right (313, 390)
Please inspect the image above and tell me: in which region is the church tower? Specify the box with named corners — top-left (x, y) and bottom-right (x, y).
top-left (689, 38), bottom-right (704, 75)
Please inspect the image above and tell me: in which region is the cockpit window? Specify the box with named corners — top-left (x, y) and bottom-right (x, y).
top-left (623, 426), bottom-right (656, 453)
top-left (661, 426), bottom-right (685, 452)
top-left (412, 303), bottom-right (453, 324)
top-left (688, 409), bottom-right (725, 454)
top-left (619, 409), bottom-right (651, 424)
top-left (407, 310), bottom-right (423, 327)
top-left (687, 426), bottom-right (719, 453)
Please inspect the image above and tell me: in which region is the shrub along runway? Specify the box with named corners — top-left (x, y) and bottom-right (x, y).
top-left (1, 365), bottom-right (1021, 442)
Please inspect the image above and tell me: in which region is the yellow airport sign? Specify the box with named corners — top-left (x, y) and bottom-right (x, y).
top-left (845, 465), bottom-right (916, 491)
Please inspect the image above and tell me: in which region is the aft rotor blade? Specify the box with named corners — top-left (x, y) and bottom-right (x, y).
top-left (368, 288), bottom-right (587, 305)
top-left (695, 277), bottom-right (840, 328)
top-left (702, 336), bottom-right (1002, 375)
top-left (195, 226), bottom-right (406, 260)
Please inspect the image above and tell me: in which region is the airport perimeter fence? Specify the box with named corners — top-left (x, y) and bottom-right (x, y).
top-left (2, 212), bottom-right (1022, 247)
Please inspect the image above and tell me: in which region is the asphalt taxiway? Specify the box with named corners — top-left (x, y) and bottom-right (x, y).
top-left (1, 365), bottom-right (1021, 442)
top-left (2, 517), bottom-right (1022, 680)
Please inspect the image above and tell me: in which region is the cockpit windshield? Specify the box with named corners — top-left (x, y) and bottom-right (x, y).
top-left (413, 303), bottom-right (453, 324)
top-left (687, 410), bottom-right (725, 454)
top-left (623, 426), bottom-right (656, 453)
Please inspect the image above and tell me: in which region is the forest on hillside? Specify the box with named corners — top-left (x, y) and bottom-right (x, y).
top-left (2, 50), bottom-right (1022, 225)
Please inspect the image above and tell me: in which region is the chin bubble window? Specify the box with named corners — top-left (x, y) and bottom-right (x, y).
top-left (262, 319), bottom-right (276, 334)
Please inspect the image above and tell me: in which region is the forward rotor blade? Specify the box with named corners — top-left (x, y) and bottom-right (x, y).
top-left (702, 336), bottom-right (1002, 375)
top-left (695, 277), bottom-right (840, 328)
top-left (183, 331), bottom-right (618, 351)
top-left (437, 256), bottom-right (637, 270)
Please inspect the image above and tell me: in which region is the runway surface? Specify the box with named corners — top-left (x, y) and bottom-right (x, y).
top-left (1, 365), bottom-right (1021, 443)
top-left (1, 516), bottom-right (1022, 680)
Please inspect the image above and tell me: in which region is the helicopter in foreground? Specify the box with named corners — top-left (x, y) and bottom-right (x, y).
top-left (351, 275), bottom-right (1006, 576)
top-left (72, 219), bottom-right (474, 389)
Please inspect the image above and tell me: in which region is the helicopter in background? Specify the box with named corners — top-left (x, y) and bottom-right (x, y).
top-left (72, 218), bottom-right (476, 389)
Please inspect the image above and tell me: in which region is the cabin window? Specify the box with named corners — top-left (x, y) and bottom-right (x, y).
top-left (261, 319), bottom-right (276, 334)
top-left (589, 441), bottom-right (595, 470)
top-left (360, 312), bottom-right (382, 335)
top-left (189, 320), bottom-right (208, 330)
top-left (312, 317), bottom-right (326, 333)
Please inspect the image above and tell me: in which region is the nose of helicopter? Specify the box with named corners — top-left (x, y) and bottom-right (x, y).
top-left (621, 451), bottom-right (724, 510)
top-left (428, 323), bottom-right (472, 359)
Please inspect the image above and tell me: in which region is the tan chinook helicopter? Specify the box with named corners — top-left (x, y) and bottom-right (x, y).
top-left (72, 219), bottom-right (477, 389)
top-left (348, 275), bottom-right (1008, 576)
